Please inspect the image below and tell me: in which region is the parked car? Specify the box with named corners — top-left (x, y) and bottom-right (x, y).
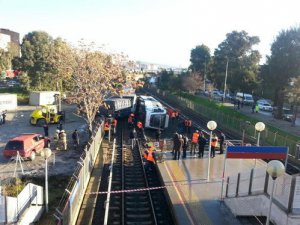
top-left (3, 133), bottom-right (50, 160)
top-left (236, 92), bottom-right (254, 105)
top-left (273, 107), bottom-right (294, 122)
top-left (257, 102), bottom-right (273, 112)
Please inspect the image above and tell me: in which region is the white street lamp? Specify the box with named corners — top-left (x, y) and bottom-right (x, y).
top-left (266, 160), bottom-right (285, 225)
top-left (254, 122), bottom-right (265, 167)
top-left (255, 122), bottom-right (266, 146)
top-left (41, 148), bottom-right (52, 213)
top-left (207, 121), bottom-right (217, 180)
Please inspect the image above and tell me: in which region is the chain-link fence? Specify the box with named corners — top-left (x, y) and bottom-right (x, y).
top-left (53, 121), bottom-right (104, 225)
top-left (147, 88), bottom-right (299, 159)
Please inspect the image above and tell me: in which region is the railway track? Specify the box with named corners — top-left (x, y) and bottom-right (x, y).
top-left (144, 89), bottom-right (300, 175)
top-left (92, 119), bottom-right (175, 225)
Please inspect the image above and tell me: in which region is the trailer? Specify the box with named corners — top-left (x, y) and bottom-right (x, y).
top-left (99, 97), bottom-right (132, 118)
top-left (29, 91), bottom-right (60, 106)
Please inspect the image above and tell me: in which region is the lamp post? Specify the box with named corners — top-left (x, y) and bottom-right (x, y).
top-left (223, 58), bottom-right (229, 101)
top-left (266, 160), bottom-right (285, 225)
top-left (255, 122), bottom-right (265, 146)
top-left (41, 148), bottom-right (52, 213)
top-left (254, 122), bottom-right (265, 167)
top-left (207, 120), bottom-right (217, 180)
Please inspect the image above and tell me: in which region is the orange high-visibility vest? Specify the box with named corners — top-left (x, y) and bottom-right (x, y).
top-left (211, 137), bottom-right (218, 147)
top-left (147, 150), bottom-right (155, 163)
top-left (192, 132), bottom-right (199, 143)
top-left (143, 150), bottom-right (148, 159)
top-left (137, 121), bottom-right (143, 129)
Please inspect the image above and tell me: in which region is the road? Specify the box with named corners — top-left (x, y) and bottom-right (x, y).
top-left (0, 104), bottom-right (88, 180)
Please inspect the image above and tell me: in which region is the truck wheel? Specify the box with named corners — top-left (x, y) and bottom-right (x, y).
top-left (37, 119), bottom-right (46, 127)
top-left (30, 151), bottom-right (36, 161)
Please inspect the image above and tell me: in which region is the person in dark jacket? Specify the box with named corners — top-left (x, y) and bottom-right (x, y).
top-left (174, 134), bottom-right (183, 160)
top-left (182, 135), bottom-right (189, 159)
top-left (155, 129), bottom-right (161, 142)
top-left (219, 132), bottom-right (225, 154)
top-left (43, 124), bottom-right (49, 137)
top-left (72, 129), bottom-right (80, 150)
top-left (198, 134), bottom-right (207, 158)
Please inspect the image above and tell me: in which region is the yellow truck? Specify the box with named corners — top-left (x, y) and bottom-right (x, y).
top-left (30, 105), bottom-right (62, 126)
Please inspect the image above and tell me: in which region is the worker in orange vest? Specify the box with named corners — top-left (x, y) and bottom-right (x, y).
top-left (113, 118), bottom-right (117, 134)
top-left (175, 111), bottom-right (179, 120)
top-left (171, 111), bottom-right (176, 123)
top-left (104, 121), bottom-right (110, 138)
top-left (145, 147), bottom-right (155, 171)
top-left (210, 133), bottom-right (218, 158)
top-left (190, 130), bottom-right (200, 155)
top-left (128, 115), bottom-right (133, 128)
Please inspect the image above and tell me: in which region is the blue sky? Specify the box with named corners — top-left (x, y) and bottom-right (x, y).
top-left (1, 0), bottom-right (300, 67)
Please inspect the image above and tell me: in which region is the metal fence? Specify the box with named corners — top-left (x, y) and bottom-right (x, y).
top-left (147, 88), bottom-right (300, 159)
top-left (224, 167), bottom-right (298, 214)
top-left (0, 183), bottom-right (43, 224)
top-left (54, 121), bottom-right (104, 225)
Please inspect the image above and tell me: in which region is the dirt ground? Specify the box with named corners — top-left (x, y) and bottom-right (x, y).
top-left (0, 104), bottom-right (89, 182)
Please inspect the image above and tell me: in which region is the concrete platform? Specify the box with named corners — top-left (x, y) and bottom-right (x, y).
top-left (157, 150), bottom-right (267, 225)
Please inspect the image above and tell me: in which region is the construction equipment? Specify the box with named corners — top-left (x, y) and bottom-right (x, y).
top-left (30, 104), bottom-right (63, 126)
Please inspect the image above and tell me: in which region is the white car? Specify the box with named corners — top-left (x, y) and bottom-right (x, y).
top-left (258, 102), bottom-right (273, 111)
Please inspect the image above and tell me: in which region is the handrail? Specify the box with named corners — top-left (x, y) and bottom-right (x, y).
top-left (103, 138), bottom-right (116, 225)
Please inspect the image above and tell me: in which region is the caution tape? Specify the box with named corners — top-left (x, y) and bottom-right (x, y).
top-left (86, 179), bottom-right (224, 195)
top-left (87, 186), bottom-right (166, 195)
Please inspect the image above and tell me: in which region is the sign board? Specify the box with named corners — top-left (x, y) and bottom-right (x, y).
top-left (226, 146), bottom-right (288, 159)
top-left (292, 176), bottom-right (300, 214)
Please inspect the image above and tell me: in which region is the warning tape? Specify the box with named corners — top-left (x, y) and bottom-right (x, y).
top-left (87, 186), bottom-right (166, 195)
top-left (86, 179), bottom-right (224, 195)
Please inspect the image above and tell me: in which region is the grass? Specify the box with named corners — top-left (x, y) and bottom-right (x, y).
top-left (177, 92), bottom-right (300, 141)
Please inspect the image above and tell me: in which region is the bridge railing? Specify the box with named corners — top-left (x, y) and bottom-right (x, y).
top-left (53, 121), bottom-right (104, 225)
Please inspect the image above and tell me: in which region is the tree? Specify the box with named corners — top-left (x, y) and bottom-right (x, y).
top-left (189, 45), bottom-right (211, 76)
top-left (211, 31), bottom-right (261, 93)
top-left (69, 43), bottom-right (126, 134)
top-left (182, 72), bottom-right (203, 93)
top-left (15, 31), bottom-right (53, 90)
top-left (263, 27), bottom-right (300, 115)
top-left (0, 42), bottom-right (19, 75)
top-left (49, 38), bottom-right (76, 92)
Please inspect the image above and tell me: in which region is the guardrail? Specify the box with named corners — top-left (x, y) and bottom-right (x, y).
top-left (224, 167), bottom-right (299, 216)
top-left (53, 121), bottom-right (104, 225)
top-left (0, 183), bottom-right (43, 224)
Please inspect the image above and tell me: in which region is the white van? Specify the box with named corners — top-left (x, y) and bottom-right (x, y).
top-left (236, 92), bottom-right (254, 105)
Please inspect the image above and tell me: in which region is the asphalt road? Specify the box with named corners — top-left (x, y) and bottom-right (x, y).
top-left (0, 104), bottom-right (88, 180)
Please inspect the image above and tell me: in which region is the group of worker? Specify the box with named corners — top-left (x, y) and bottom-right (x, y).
top-left (104, 116), bottom-right (118, 139)
top-left (172, 129), bottom-right (225, 160)
top-left (43, 123), bottom-right (80, 151)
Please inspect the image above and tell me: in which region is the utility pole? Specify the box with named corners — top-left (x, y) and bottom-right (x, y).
top-left (223, 58), bottom-right (229, 101)
top-left (203, 57), bottom-right (207, 92)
